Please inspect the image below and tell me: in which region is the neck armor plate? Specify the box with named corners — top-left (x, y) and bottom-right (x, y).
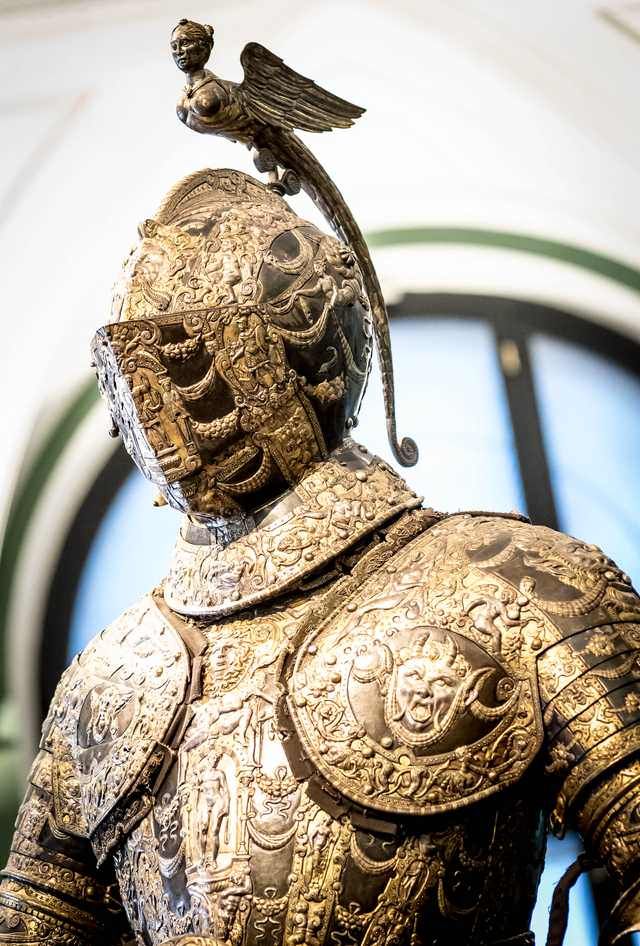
top-left (164, 441), bottom-right (422, 618)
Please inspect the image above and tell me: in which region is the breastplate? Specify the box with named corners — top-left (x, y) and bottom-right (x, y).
top-left (110, 585), bottom-right (545, 946)
top-left (43, 506), bottom-right (640, 946)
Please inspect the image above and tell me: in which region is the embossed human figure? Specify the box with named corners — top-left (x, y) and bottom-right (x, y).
top-left (224, 310), bottom-right (276, 391)
top-left (131, 372), bottom-right (168, 453)
top-left (307, 813), bottom-right (333, 876)
top-left (465, 587), bottom-right (521, 654)
top-left (220, 241), bottom-right (243, 303)
top-left (170, 19), bottom-right (221, 127)
top-left (84, 687), bottom-right (131, 745)
top-left (209, 639), bottom-right (249, 694)
top-left (216, 862), bottom-right (252, 942)
top-left (195, 767), bottom-right (230, 871)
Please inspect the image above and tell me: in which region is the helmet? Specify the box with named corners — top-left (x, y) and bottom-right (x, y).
top-left (92, 168), bottom-right (373, 524)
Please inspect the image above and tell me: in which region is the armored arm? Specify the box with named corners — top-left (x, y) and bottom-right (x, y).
top-left (539, 614), bottom-right (640, 945)
top-left (575, 759), bottom-right (640, 943)
top-left (0, 748), bottom-right (131, 945)
top-left (0, 653), bottom-right (136, 945)
top-left (0, 597), bottom-right (190, 945)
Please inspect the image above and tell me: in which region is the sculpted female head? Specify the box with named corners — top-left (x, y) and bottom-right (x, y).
top-left (171, 18), bottom-right (214, 73)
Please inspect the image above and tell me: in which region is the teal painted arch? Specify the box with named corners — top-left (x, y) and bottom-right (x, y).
top-left (3, 225), bottom-right (640, 688)
top-left (367, 226), bottom-right (640, 296)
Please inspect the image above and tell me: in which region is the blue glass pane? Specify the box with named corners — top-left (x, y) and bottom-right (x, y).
top-left (357, 316), bottom-right (526, 514)
top-left (531, 834), bottom-right (598, 946)
top-left (67, 471), bottom-right (180, 660)
top-left (530, 334), bottom-right (640, 585)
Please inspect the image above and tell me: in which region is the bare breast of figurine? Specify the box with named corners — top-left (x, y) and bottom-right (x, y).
top-left (176, 73), bottom-right (252, 142)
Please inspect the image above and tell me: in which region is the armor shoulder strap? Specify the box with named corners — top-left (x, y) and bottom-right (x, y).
top-left (278, 512), bottom-right (545, 826)
top-left (42, 595), bottom-right (190, 841)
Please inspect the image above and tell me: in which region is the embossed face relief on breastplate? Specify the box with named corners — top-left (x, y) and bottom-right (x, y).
top-left (350, 627), bottom-right (516, 754)
top-left (285, 624), bottom-right (531, 818)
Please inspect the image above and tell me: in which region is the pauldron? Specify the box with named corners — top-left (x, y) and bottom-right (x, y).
top-left (276, 513), bottom-right (640, 827)
top-left (41, 598), bottom-right (190, 848)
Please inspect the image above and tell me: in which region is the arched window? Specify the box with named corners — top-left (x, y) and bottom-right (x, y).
top-left (29, 296), bottom-right (640, 945)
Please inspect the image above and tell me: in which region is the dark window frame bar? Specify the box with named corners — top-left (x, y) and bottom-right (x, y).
top-left (390, 293), bottom-right (640, 532)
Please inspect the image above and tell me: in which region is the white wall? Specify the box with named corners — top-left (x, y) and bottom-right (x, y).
top-left (1, 0), bottom-right (639, 522)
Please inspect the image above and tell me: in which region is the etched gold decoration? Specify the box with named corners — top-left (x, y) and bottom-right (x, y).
top-left (164, 443), bottom-right (421, 617)
top-left (279, 514), bottom-right (545, 818)
top-left (93, 169), bottom-right (376, 525)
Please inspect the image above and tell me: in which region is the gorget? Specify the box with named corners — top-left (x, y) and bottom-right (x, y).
top-left (164, 441), bottom-right (422, 618)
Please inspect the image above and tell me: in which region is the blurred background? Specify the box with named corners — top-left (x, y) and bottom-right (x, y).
top-left (0, 0), bottom-right (639, 942)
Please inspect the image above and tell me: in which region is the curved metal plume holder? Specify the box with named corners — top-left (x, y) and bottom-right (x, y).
top-left (170, 18), bottom-right (418, 466)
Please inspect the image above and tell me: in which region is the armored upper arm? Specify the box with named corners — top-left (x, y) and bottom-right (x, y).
top-left (0, 694), bottom-right (130, 943)
top-left (538, 618), bottom-right (640, 833)
top-left (533, 540), bottom-right (640, 944)
top-left (0, 594), bottom-right (189, 945)
top-left (281, 513), bottom-right (639, 827)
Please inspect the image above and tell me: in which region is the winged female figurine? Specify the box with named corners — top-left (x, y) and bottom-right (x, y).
top-left (170, 18), bottom-right (417, 467)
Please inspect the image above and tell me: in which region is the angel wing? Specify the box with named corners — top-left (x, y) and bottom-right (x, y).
top-left (239, 42), bottom-right (365, 133)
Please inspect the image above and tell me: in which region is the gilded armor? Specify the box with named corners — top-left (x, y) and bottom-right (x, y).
top-left (4, 495), bottom-right (640, 945)
top-left (95, 169), bottom-right (374, 526)
top-left (3, 31), bottom-right (640, 946)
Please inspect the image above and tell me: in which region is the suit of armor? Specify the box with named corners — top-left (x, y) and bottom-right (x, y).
top-left (2, 169), bottom-right (640, 946)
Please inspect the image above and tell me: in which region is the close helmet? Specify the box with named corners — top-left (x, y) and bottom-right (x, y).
top-left (92, 169), bottom-right (373, 524)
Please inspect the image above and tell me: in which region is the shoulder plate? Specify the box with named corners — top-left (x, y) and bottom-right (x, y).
top-left (279, 512), bottom-right (640, 823)
top-left (279, 514), bottom-right (545, 820)
top-left (42, 596), bottom-right (190, 839)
